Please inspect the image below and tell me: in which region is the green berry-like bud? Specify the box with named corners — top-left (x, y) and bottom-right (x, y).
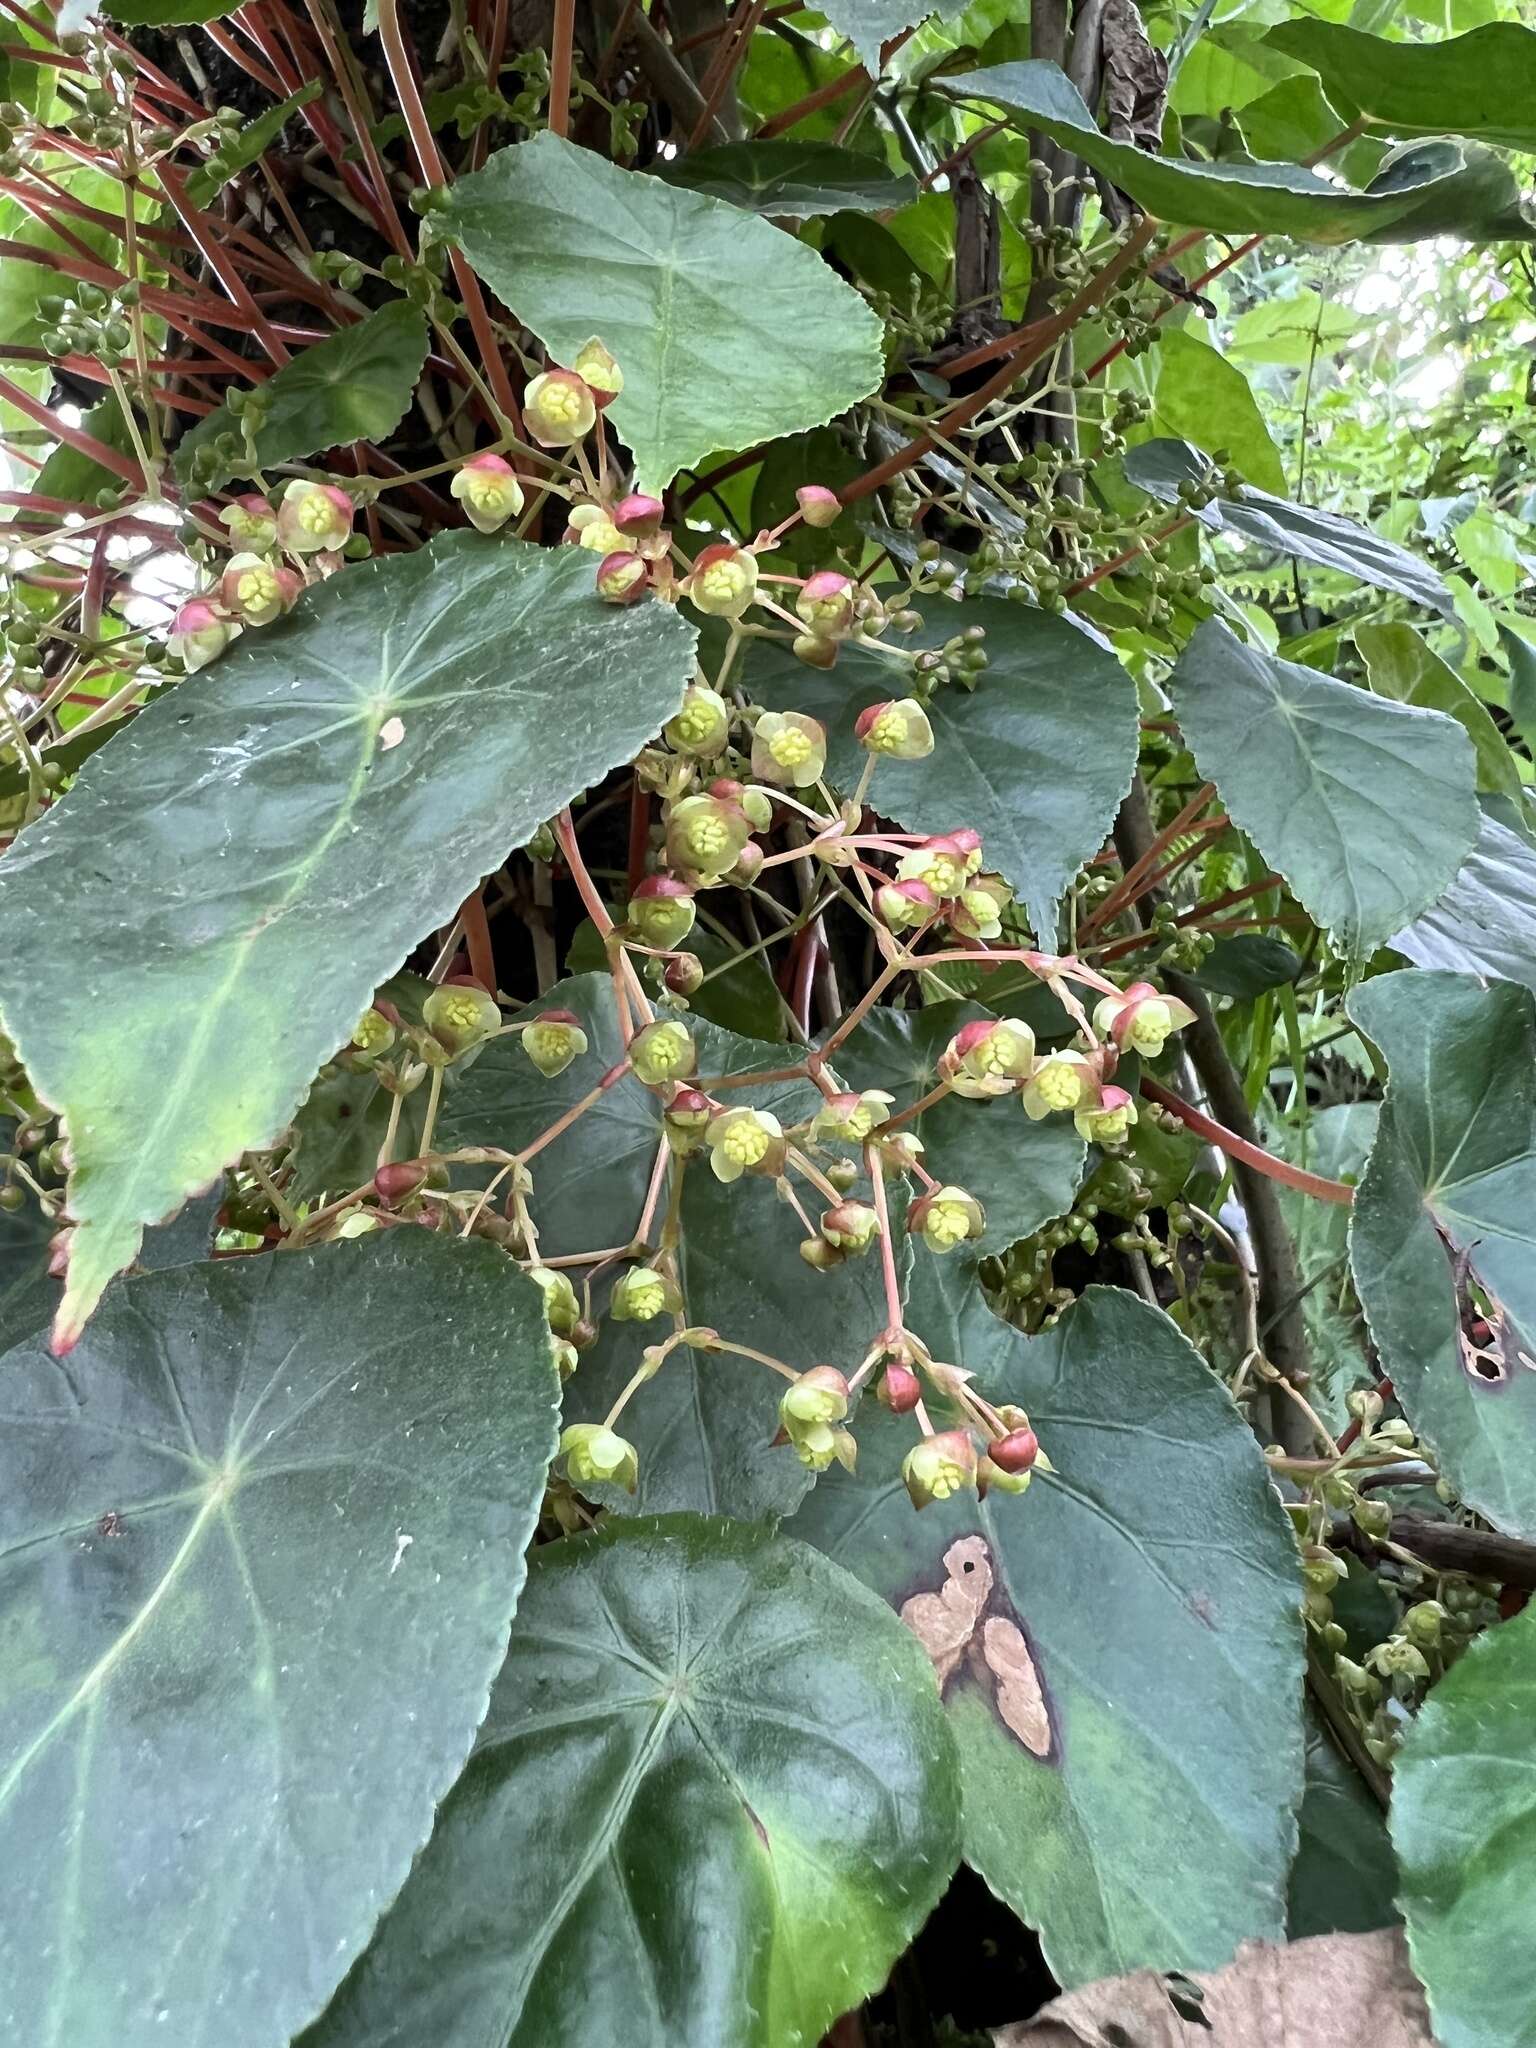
top-left (820, 1200), bottom-right (880, 1254)
top-left (423, 983), bottom-right (501, 1055)
top-left (560, 1421), bottom-right (638, 1492)
top-left (522, 1008), bottom-right (588, 1077)
top-left (631, 1018), bottom-right (696, 1086)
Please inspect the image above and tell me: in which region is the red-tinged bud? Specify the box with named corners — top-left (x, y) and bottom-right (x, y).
top-left (523, 1008), bottom-right (589, 1077)
top-left (374, 1159), bottom-right (428, 1204)
top-left (879, 1362), bottom-right (922, 1413)
top-left (451, 450), bottom-right (525, 532)
top-left (796, 483), bottom-right (841, 528)
top-left (708, 776), bottom-right (744, 801)
top-left (949, 827), bottom-right (984, 872)
top-left (902, 1429), bottom-right (978, 1508)
top-left (855, 697), bottom-right (933, 759)
top-left (570, 336), bottom-right (622, 405)
top-left (688, 541), bottom-right (758, 619)
top-left (989, 1426), bottom-right (1038, 1473)
top-left (596, 550), bottom-right (648, 603)
top-left (220, 551), bottom-right (301, 626)
top-left (727, 841), bottom-right (765, 886)
top-left (524, 367), bottom-right (597, 446)
top-left (665, 951), bottom-right (704, 996)
top-left (752, 709), bottom-right (827, 789)
top-left (220, 494), bottom-right (277, 549)
top-left (47, 1228), bottom-right (71, 1280)
top-left (168, 597), bottom-right (238, 672)
top-left (615, 492), bottom-right (664, 536)
top-left (876, 878), bottom-right (938, 931)
top-left (820, 1200), bottom-right (880, 1254)
top-left (795, 570), bottom-right (854, 637)
top-left (276, 477), bottom-right (353, 555)
top-left (665, 683), bottom-right (731, 757)
top-left (628, 873), bottom-right (697, 948)
top-left (793, 631), bottom-right (839, 670)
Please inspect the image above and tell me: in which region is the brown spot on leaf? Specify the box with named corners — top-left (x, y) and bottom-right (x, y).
top-left (899, 1534), bottom-right (1058, 1761)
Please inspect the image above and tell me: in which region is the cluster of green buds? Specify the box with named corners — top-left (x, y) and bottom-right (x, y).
top-left (34, 280), bottom-right (137, 368)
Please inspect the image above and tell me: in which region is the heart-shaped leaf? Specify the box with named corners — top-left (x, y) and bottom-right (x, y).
top-left (0, 534), bottom-right (695, 1345)
top-left (444, 133), bottom-right (884, 493)
top-left (0, 1231), bottom-right (562, 2048)
top-left (1391, 1599), bottom-right (1536, 2048)
top-left (299, 1516), bottom-right (961, 2048)
top-left (748, 596), bottom-right (1137, 937)
top-left (789, 1265), bottom-right (1306, 1989)
top-left (1348, 970), bottom-right (1536, 1540)
top-left (1172, 618), bottom-right (1478, 958)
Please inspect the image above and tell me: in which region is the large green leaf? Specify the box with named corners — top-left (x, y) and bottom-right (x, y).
top-left (1392, 812), bottom-right (1536, 993)
top-left (748, 597), bottom-right (1138, 937)
top-left (1288, 1719), bottom-right (1397, 1943)
top-left (656, 139), bottom-right (916, 216)
top-left (789, 1266), bottom-right (1305, 1989)
top-left (174, 302), bottom-right (428, 489)
top-left (1266, 20), bottom-right (1536, 154)
top-left (300, 1515), bottom-right (961, 2048)
top-left (1356, 622), bottom-right (1523, 804)
top-left (842, 1002), bottom-right (1084, 1255)
top-left (938, 63), bottom-right (1530, 244)
top-left (444, 133), bottom-right (883, 494)
top-left (0, 1231), bottom-right (561, 2048)
top-left (1154, 328), bottom-right (1286, 496)
top-left (0, 534), bottom-right (695, 1347)
top-left (1392, 1600), bottom-right (1536, 2048)
top-left (1172, 619), bottom-right (1478, 958)
top-left (819, 0), bottom-right (957, 68)
top-left (1123, 440), bottom-right (1452, 612)
top-left (437, 974), bottom-right (897, 1518)
top-left (1348, 971), bottom-right (1536, 1540)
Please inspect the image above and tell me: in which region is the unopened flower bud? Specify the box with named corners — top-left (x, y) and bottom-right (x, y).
top-left (793, 632), bottom-right (839, 670)
top-left (1345, 1387), bottom-right (1385, 1427)
top-left (665, 1086), bottom-right (713, 1155)
top-left (531, 1265), bottom-right (581, 1336)
top-left (277, 477), bottom-right (354, 554)
top-left (1074, 1083), bottom-right (1137, 1146)
top-left (615, 492), bottom-right (664, 536)
top-left (855, 697), bottom-right (934, 760)
top-left (665, 683), bottom-right (731, 757)
top-left (220, 493), bottom-right (277, 549)
top-left (596, 550), bottom-right (648, 604)
top-left (631, 1018), bottom-right (696, 1086)
top-left (751, 709), bottom-right (827, 789)
top-left (902, 1429), bottom-right (978, 1508)
top-left (706, 1106), bottom-right (785, 1183)
top-left (879, 1362), bottom-right (921, 1412)
top-left (688, 542), bottom-right (758, 619)
top-left (423, 982), bottom-right (501, 1055)
top-left (911, 1184), bottom-right (985, 1254)
top-left (796, 483), bottom-right (840, 528)
top-left (611, 1265), bottom-right (676, 1322)
top-left (570, 336), bottom-right (622, 405)
top-left (988, 1426), bottom-right (1038, 1473)
top-left (820, 1200), bottom-right (880, 1254)
top-left (560, 1421), bottom-right (638, 1492)
top-left (665, 951), bottom-right (704, 996)
top-left (1403, 1599), bottom-right (1447, 1646)
top-left (628, 874), bottom-right (697, 947)
top-left (666, 792), bottom-right (750, 877)
top-left (799, 1236), bottom-right (845, 1269)
top-left (726, 841), bottom-right (765, 887)
top-left (1022, 1050), bottom-right (1099, 1120)
top-left (450, 450), bottom-right (525, 532)
top-left (168, 597), bottom-right (238, 671)
top-left (876, 879), bottom-right (938, 931)
top-left (795, 570), bottom-right (854, 637)
top-left (735, 783), bottom-right (775, 831)
top-left (220, 551), bottom-right (300, 626)
top-left (374, 1159), bottom-right (428, 1205)
top-left (524, 367), bottom-right (597, 446)
top-left (523, 1007), bottom-right (588, 1077)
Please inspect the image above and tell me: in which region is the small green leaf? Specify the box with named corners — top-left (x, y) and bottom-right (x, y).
top-left (789, 1268), bottom-right (1305, 1989)
top-left (1123, 440), bottom-right (1452, 612)
top-left (175, 301), bottom-right (428, 488)
top-left (299, 1516), bottom-right (961, 2048)
top-left (0, 535), bottom-right (695, 1346)
top-left (1172, 619), bottom-right (1478, 958)
top-left (184, 81), bottom-right (323, 206)
top-left (1194, 934), bottom-right (1302, 999)
top-left (1154, 328), bottom-right (1287, 496)
top-left (1392, 1599), bottom-right (1536, 2048)
top-left (444, 133), bottom-right (884, 493)
top-left (1287, 1719), bottom-right (1397, 1942)
top-left (656, 139), bottom-right (916, 215)
top-left (842, 1002), bottom-right (1084, 1254)
top-left (77, 0), bottom-right (240, 20)
top-left (33, 394), bottom-right (136, 503)
top-left (939, 62), bottom-right (1531, 243)
top-left (748, 597), bottom-right (1138, 936)
top-left (1348, 969), bottom-right (1536, 1539)
top-left (1266, 19), bottom-right (1536, 154)
top-left (0, 1232), bottom-right (561, 2048)
top-left (1392, 813), bottom-right (1536, 992)
top-left (1356, 622), bottom-right (1523, 804)
top-left (1226, 289), bottom-right (1359, 367)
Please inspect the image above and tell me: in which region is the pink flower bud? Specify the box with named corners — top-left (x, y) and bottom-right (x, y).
top-left (727, 840), bottom-right (765, 886)
top-left (665, 951), bottom-right (704, 995)
top-left (374, 1159), bottom-right (428, 1205)
top-left (570, 336), bottom-right (622, 406)
top-left (168, 597), bottom-right (238, 672)
top-left (988, 1426), bottom-right (1039, 1474)
top-left (796, 483), bottom-right (841, 528)
top-left (524, 367), bottom-right (597, 447)
top-left (794, 570), bottom-right (854, 637)
top-left (879, 1362), bottom-right (922, 1413)
top-left (276, 477), bottom-right (353, 555)
top-left (615, 492), bottom-right (664, 536)
top-left (596, 551), bottom-right (648, 604)
top-left (450, 450), bottom-right (525, 533)
top-left (876, 878), bottom-right (938, 932)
